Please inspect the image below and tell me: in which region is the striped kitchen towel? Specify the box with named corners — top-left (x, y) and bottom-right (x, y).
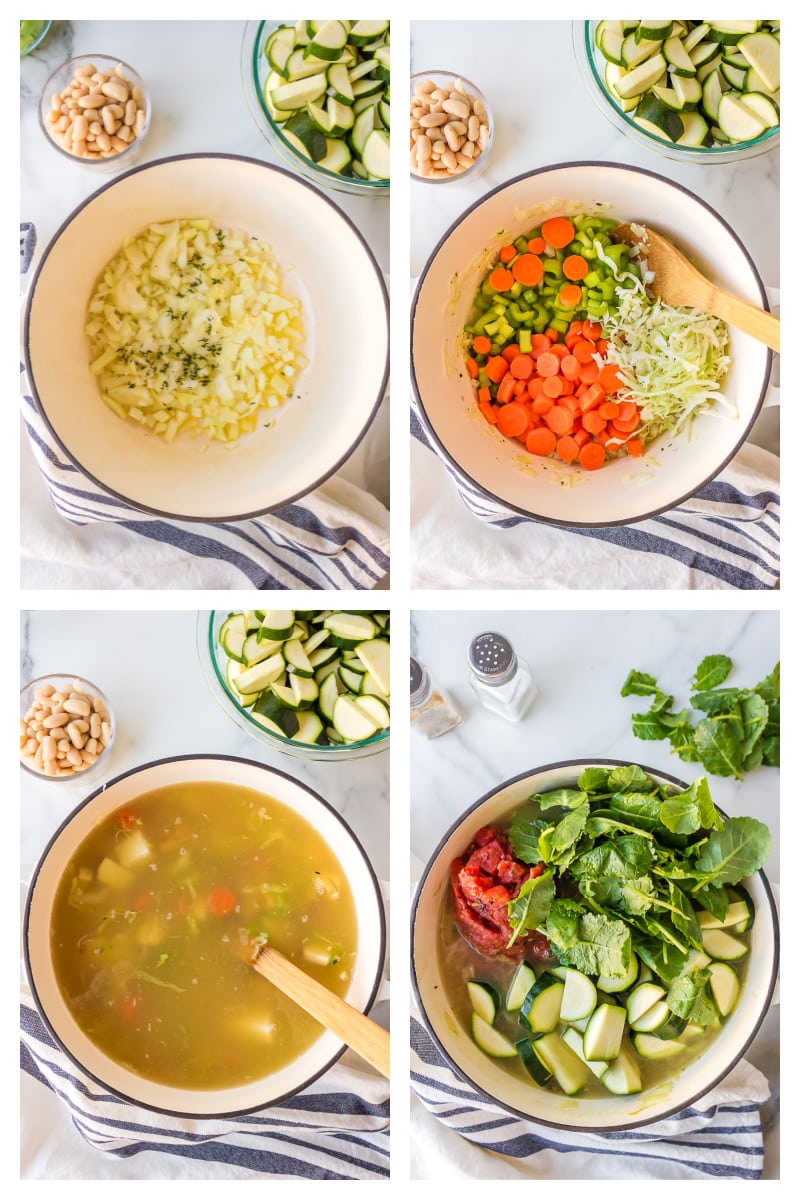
top-left (20, 990), bottom-right (389, 1181)
top-left (410, 1015), bottom-right (769, 1180)
top-left (410, 405), bottom-right (779, 591)
top-left (20, 223), bottom-right (389, 590)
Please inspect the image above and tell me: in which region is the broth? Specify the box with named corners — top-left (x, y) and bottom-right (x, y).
top-left (51, 781), bottom-right (358, 1090)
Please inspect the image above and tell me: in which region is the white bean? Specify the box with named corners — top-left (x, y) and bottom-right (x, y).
top-left (45, 64), bottom-right (147, 160)
top-left (410, 76), bottom-right (490, 179)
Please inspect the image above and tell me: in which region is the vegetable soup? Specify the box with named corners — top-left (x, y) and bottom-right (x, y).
top-left (51, 780), bottom-right (357, 1090)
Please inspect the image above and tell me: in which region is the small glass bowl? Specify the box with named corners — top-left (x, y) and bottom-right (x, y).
top-left (20, 20), bottom-right (52, 57)
top-left (410, 70), bottom-right (494, 185)
top-left (241, 20), bottom-right (390, 198)
top-left (573, 21), bottom-right (779, 165)
top-left (198, 612), bottom-right (390, 763)
top-left (39, 53), bottom-right (152, 172)
top-left (20, 674), bottom-right (116, 784)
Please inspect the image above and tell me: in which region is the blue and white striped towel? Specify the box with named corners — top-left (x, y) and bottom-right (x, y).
top-left (411, 405), bottom-right (779, 591)
top-left (410, 1014), bottom-right (770, 1180)
top-left (20, 223), bottom-right (389, 590)
top-left (21, 989), bottom-right (389, 1181)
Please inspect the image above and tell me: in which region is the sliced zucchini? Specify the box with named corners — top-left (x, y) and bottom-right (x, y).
top-left (354, 695), bottom-right (390, 729)
top-left (332, 694), bottom-right (380, 741)
top-left (361, 128), bottom-right (390, 179)
top-left (531, 1031), bottom-right (592, 1096)
top-left (291, 710), bottom-right (323, 744)
top-left (307, 19), bottom-right (348, 61)
top-left (676, 111), bottom-right (710, 147)
top-left (355, 638), bottom-right (390, 695)
top-left (259, 610), bottom-right (296, 641)
top-left (595, 20), bottom-right (625, 64)
top-left (739, 92), bottom-right (780, 129)
top-left (562, 1025), bottom-right (610, 1079)
top-left (324, 612), bottom-right (377, 642)
top-left (597, 953), bottom-right (639, 994)
top-left (738, 31), bottom-right (780, 93)
top-left (633, 1032), bottom-right (687, 1059)
top-left (219, 613), bottom-right (247, 662)
top-left (505, 962), bottom-right (537, 1012)
top-left (235, 653), bottom-right (285, 694)
top-left (466, 980), bottom-right (500, 1024)
top-left (519, 974), bottom-right (564, 1035)
top-left (348, 19), bottom-right (389, 45)
top-left (615, 52), bottom-right (668, 98)
top-left (601, 1042), bottom-right (643, 1095)
top-left (626, 982), bottom-right (666, 1028)
top-left (471, 1013), bottom-right (517, 1058)
top-left (629, 998), bottom-right (671, 1033)
top-left (663, 35), bottom-right (696, 77)
top-left (559, 969), bottom-right (597, 1023)
top-left (583, 1003), bottom-right (626, 1062)
top-left (700, 927), bottom-right (749, 961)
top-left (707, 961), bottom-right (740, 1018)
top-left (271, 73), bottom-right (328, 111)
top-left (515, 1036), bottom-right (553, 1085)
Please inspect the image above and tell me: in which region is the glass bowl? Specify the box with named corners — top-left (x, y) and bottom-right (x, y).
top-left (39, 54), bottom-right (151, 172)
top-left (410, 70), bottom-right (494, 184)
top-left (20, 674), bottom-right (115, 784)
top-left (573, 21), bottom-right (780, 165)
top-left (20, 20), bottom-right (52, 57)
top-left (241, 19), bottom-right (390, 197)
top-left (197, 611), bottom-right (390, 763)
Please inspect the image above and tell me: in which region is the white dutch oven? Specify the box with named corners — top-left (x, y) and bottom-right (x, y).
top-left (24, 155), bottom-right (388, 522)
top-left (24, 754), bottom-right (386, 1118)
top-left (412, 759), bottom-right (778, 1131)
top-left (412, 162), bottom-right (774, 527)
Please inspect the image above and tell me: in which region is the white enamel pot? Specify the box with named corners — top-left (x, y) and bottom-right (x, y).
top-left (24, 154), bottom-right (388, 521)
top-left (411, 162), bottom-right (774, 527)
top-left (24, 754), bottom-right (386, 1118)
top-left (411, 758), bottom-right (778, 1132)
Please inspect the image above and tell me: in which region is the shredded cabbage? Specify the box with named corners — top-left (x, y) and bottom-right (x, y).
top-left (86, 219), bottom-right (306, 446)
top-left (603, 290), bottom-right (734, 443)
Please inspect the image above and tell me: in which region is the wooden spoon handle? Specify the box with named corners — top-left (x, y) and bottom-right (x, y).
top-left (710, 289), bottom-right (780, 353)
top-left (253, 945), bottom-right (390, 1080)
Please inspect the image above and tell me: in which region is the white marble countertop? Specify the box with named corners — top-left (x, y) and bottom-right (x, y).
top-left (19, 19), bottom-right (389, 588)
top-left (20, 608), bottom-right (389, 1179)
top-left (410, 607), bottom-right (779, 1178)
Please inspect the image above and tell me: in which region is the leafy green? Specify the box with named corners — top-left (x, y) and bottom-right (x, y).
top-left (621, 656), bottom-right (779, 777)
top-left (505, 766), bottom-right (770, 998)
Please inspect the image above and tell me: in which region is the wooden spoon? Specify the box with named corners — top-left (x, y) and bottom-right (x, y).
top-left (252, 943), bottom-right (390, 1080)
top-left (612, 223), bottom-right (780, 353)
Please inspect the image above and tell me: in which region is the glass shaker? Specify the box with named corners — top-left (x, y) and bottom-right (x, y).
top-left (410, 657), bottom-right (463, 739)
top-left (467, 632), bottom-right (537, 722)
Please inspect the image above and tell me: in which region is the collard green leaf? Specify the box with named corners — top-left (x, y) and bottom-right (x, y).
top-left (761, 732), bottom-right (780, 767)
top-left (691, 882), bottom-right (730, 922)
top-left (694, 715), bottom-right (745, 779)
top-left (549, 801), bottom-right (590, 856)
top-left (578, 766), bottom-right (612, 792)
top-left (668, 721), bottom-right (701, 762)
top-left (579, 873), bottom-right (655, 917)
top-left (659, 777), bottom-right (721, 836)
top-left (739, 692), bottom-right (769, 758)
top-left (607, 764), bottom-right (656, 794)
top-left (531, 788), bottom-right (588, 812)
top-left (608, 791), bottom-right (663, 833)
top-left (755, 661), bottom-right (780, 703)
top-left (545, 902), bottom-right (631, 979)
top-left (693, 816), bottom-right (771, 887)
top-left (620, 669), bottom-right (659, 697)
top-left (570, 834), bottom-right (653, 882)
top-left (632, 710), bottom-right (673, 740)
top-left (691, 654), bottom-right (733, 691)
top-left (633, 935), bottom-right (690, 982)
top-left (691, 688), bottom-right (744, 715)
top-left (666, 967), bottom-right (711, 1021)
top-left (507, 805), bottom-right (545, 864)
top-left (507, 870), bottom-right (555, 947)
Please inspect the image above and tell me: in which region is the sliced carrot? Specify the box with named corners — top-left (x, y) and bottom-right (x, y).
top-left (541, 216), bottom-right (575, 249)
top-left (598, 363), bottom-right (623, 392)
top-left (559, 378), bottom-right (575, 396)
top-left (544, 405), bottom-right (574, 437)
top-left (596, 338), bottom-right (608, 355)
top-left (479, 400), bottom-right (497, 425)
top-left (559, 393), bottom-right (581, 416)
top-left (627, 437), bottom-right (644, 457)
top-left (578, 441), bottom-right (606, 471)
top-left (485, 355), bottom-right (509, 383)
top-left (513, 379), bottom-right (527, 397)
top-left (496, 403), bottom-right (529, 438)
top-left (542, 375), bottom-right (563, 399)
top-left (512, 253), bottom-right (544, 287)
top-left (536, 351), bottom-right (560, 378)
top-left (613, 413), bottom-right (640, 434)
top-left (466, 357), bottom-right (478, 379)
top-left (582, 410), bottom-right (607, 437)
top-left (526, 427), bottom-right (557, 456)
top-left (582, 319), bottom-right (603, 341)
top-left (598, 401), bottom-right (620, 420)
top-left (478, 386), bottom-right (491, 405)
top-left (488, 266), bottom-right (514, 292)
top-left (568, 320), bottom-right (584, 335)
top-left (550, 342), bottom-right (569, 360)
top-left (573, 427), bottom-right (590, 449)
top-left (558, 284), bottom-right (583, 309)
top-left (472, 335), bottom-right (491, 356)
top-left (579, 361), bottom-right (600, 385)
top-left (527, 236), bottom-right (545, 254)
top-left (531, 395), bottom-right (553, 415)
top-left (509, 354), bottom-right (534, 380)
top-left (207, 886), bottom-right (237, 916)
top-left (531, 333), bottom-right (552, 357)
top-left (502, 343), bottom-right (521, 362)
top-left (579, 383), bottom-right (606, 412)
top-left (561, 354), bottom-right (580, 381)
top-left (563, 254), bottom-right (589, 281)
top-left (546, 327), bottom-right (560, 342)
top-left (555, 434), bottom-right (580, 463)
top-left (527, 377), bottom-right (546, 401)
top-left (617, 400), bottom-right (638, 423)
top-left (496, 373), bottom-right (516, 405)
top-left (572, 339), bottom-right (595, 364)
top-left (499, 243), bottom-right (516, 264)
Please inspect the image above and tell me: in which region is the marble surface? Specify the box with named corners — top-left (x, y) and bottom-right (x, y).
top-left (19, 609), bottom-right (389, 1178)
top-left (410, 20), bottom-right (780, 581)
top-left (410, 607), bottom-right (779, 1178)
top-left (19, 20), bottom-right (389, 586)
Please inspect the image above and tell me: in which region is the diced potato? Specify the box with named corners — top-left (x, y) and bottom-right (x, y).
top-left (96, 856), bottom-right (134, 891)
top-left (115, 828), bottom-right (152, 869)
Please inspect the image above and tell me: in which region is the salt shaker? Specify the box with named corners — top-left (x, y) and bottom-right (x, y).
top-left (467, 632), bottom-right (537, 722)
top-left (410, 657), bottom-right (463, 739)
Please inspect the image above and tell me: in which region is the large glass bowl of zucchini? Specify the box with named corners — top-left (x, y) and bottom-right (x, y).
top-left (198, 609), bottom-right (390, 761)
top-left (241, 19), bottom-right (390, 195)
top-left (574, 20), bottom-right (779, 162)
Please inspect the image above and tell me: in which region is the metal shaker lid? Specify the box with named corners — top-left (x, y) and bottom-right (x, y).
top-left (410, 657), bottom-right (428, 705)
top-left (468, 632), bottom-right (517, 687)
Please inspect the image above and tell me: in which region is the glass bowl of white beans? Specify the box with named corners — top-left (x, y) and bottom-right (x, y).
top-left (20, 674), bottom-right (116, 784)
top-left (410, 71), bottom-right (494, 184)
top-left (38, 54), bottom-right (151, 171)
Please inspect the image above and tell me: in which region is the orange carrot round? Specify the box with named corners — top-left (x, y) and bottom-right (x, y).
top-left (536, 351), bottom-right (560, 378)
top-left (542, 375), bottom-right (563, 399)
top-left (598, 363), bottom-right (623, 392)
top-left (512, 253), bottom-right (544, 287)
top-left (572, 339), bottom-right (595, 364)
top-left (544, 405), bottom-right (573, 436)
top-left (582, 410), bottom-right (607, 437)
top-left (527, 236), bottom-right (545, 254)
top-left (583, 319), bottom-right (603, 341)
top-left (496, 403), bottom-right (529, 439)
top-left (556, 434), bottom-right (580, 463)
top-left (499, 244), bottom-right (516, 264)
top-left (627, 437), bottom-right (644, 456)
top-left (541, 216), bottom-right (575, 249)
top-left (466, 357), bottom-right (478, 379)
top-left (472, 334), bottom-right (491, 356)
top-left (488, 266), bottom-right (514, 292)
top-left (509, 354), bottom-right (534, 380)
top-left (485, 355), bottom-right (509, 383)
top-left (563, 254), bottom-right (589, 281)
top-left (558, 284), bottom-right (583, 309)
top-left (578, 441), bottom-right (606, 471)
top-left (526, 428), bottom-right (557, 457)
top-left (560, 354), bottom-right (580, 381)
